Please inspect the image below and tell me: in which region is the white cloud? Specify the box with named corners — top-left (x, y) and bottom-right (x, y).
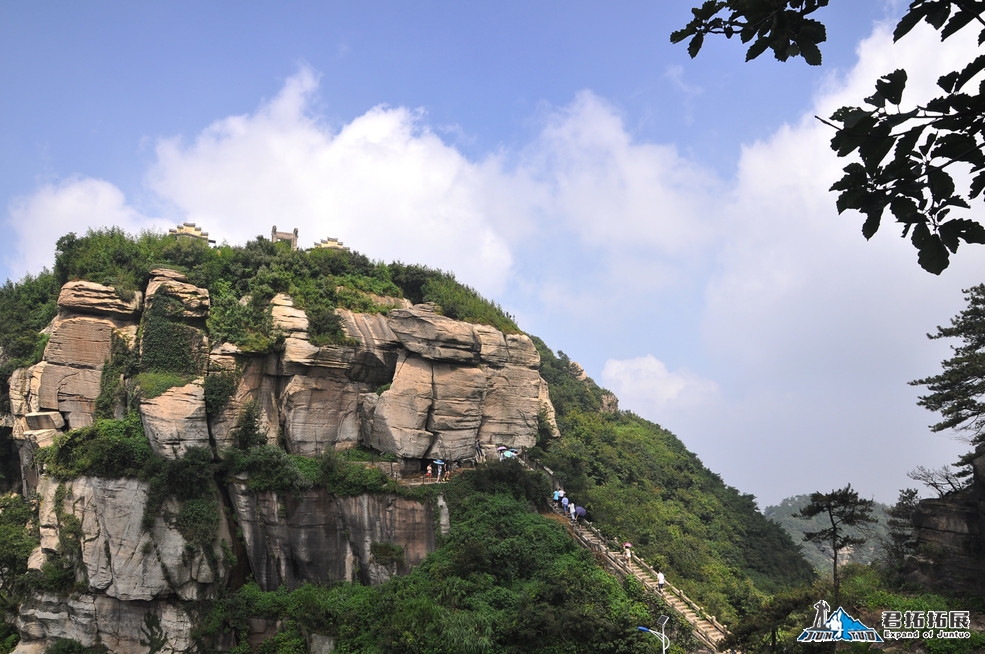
top-left (5, 177), bottom-right (165, 277)
top-left (146, 64), bottom-right (518, 296)
top-left (523, 91), bottom-right (723, 258)
top-left (602, 355), bottom-right (719, 414)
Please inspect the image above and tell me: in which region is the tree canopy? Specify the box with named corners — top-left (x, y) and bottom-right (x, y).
top-left (673, 1), bottom-right (985, 274)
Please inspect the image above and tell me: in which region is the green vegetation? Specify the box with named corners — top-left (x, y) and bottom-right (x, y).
top-left (0, 270), bottom-right (59, 415)
top-left (0, 494), bottom-right (38, 614)
top-left (43, 639), bottom-right (109, 654)
top-left (140, 291), bottom-right (206, 376)
top-left (529, 340), bottom-right (815, 624)
top-left (911, 284), bottom-right (985, 474)
top-left (196, 462), bottom-right (681, 654)
top-left (35, 412), bottom-right (155, 481)
top-left (203, 370), bottom-right (238, 417)
top-left (724, 563), bottom-right (985, 653)
top-left (93, 333), bottom-right (138, 420)
top-left (795, 484), bottom-right (878, 607)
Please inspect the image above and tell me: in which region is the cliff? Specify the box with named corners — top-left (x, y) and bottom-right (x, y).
top-left (905, 448), bottom-right (985, 595)
top-left (4, 271), bottom-right (557, 653)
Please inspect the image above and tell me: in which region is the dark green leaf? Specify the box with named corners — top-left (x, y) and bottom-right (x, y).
top-left (688, 33), bottom-right (706, 58)
top-left (970, 171), bottom-right (985, 199)
top-left (890, 196), bottom-right (920, 225)
top-left (745, 36), bottom-right (770, 61)
top-left (798, 38), bottom-right (823, 66)
top-left (912, 222), bottom-right (950, 274)
top-left (941, 8), bottom-right (979, 40)
top-left (893, 5), bottom-right (926, 41)
top-left (926, 1), bottom-right (953, 30)
top-left (927, 166), bottom-right (956, 202)
top-left (875, 69), bottom-right (907, 105)
top-left (941, 219), bottom-right (985, 246)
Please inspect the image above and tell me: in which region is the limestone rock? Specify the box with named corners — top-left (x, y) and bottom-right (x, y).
top-left (271, 293), bottom-right (309, 333)
top-left (139, 381), bottom-right (210, 459)
top-left (145, 269), bottom-right (210, 321)
top-left (56, 281), bottom-right (142, 319)
top-left (367, 354), bottom-right (434, 459)
top-left (228, 482), bottom-right (435, 590)
top-left (338, 309), bottom-right (400, 350)
top-left (477, 365), bottom-right (543, 449)
top-left (281, 334), bottom-right (397, 385)
top-left (209, 342), bottom-right (242, 372)
top-left (280, 373), bottom-right (363, 456)
top-left (36, 475), bottom-right (228, 602)
top-left (474, 324), bottom-right (509, 367)
top-left (8, 365), bottom-right (43, 417)
top-left (208, 356), bottom-right (280, 451)
top-left (37, 364), bottom-right (101, 429)
top-left (427, 363), bottom-right (486, 461)
top-left (387, 305), bottom-right (480, 363)
top-left (43, 316), bottom-right (115, 368)
top-left (16, 593), bottom-right (194, 653)
top-left (505, 333), bottom-right (540, 369)
top-left (24, 412), bottom-right (64, 431)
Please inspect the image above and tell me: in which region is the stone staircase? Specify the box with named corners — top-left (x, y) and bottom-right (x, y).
top-left (553, 504), bottom-right (730, 652)
top-left (530, 460), bottom-right (735, 652)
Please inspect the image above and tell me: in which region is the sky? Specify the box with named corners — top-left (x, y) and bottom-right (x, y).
top-left (1, 2), bottom-right (982, 507)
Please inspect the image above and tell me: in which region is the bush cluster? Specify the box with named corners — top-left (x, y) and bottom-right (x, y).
top-left (35, 413), bottom-right (154, 481)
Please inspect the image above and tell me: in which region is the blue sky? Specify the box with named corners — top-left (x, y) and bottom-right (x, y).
top-left (2, 2), bottom-right (981, 506)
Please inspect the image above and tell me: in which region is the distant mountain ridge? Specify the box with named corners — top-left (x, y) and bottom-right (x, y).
top-left (764, 494), bottom-right (891, 571)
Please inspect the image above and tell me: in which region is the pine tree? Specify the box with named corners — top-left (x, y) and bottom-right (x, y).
top-left (878, 488), bottom-right (919, 588)
top-left (910, 284), bottom-right (985, 474)
top-left (796, 484), bottom-right (876, 607)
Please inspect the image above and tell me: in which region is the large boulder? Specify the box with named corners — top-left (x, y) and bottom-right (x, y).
top-left (270, 293), bottom-right (309, 333)
top-left (37, 364), bottom-right (101, 429)
top-left (280, 373), bottom-right (364, 456)
top-left (366, 353), bottom-right (434, 459)
top-left (387, 305), bottom-right (480, 363)
top-left (34, 475), bottom-right (229, 602)
top-left (477, 365), bottom-right (545, 449)
top-left (139, 381), bottom-right (210, 459)
top-left (144, 269), bottom-right (210, 321)
top-left (56, 281), bottom-right (142, 319)
top-left (16, 593), bottom-right (193, 654)
top-left (426, 363), bottom-right (486, 461)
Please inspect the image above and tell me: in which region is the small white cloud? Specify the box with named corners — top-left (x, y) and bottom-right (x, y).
top-left (601, 354), bottom-right (719, 414)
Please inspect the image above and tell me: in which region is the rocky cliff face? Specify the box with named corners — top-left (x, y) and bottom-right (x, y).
top-left (4, 273), bottom-right (556, 653)
top-left (906, 448), bottom-right (985, 595)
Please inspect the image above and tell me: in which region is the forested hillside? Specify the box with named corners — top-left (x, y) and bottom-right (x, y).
top-left (0, 227), bottom-right (815, 652)
top-left (529, 343), bottom-right (815, 624)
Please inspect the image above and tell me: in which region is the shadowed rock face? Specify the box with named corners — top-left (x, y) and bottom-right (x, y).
top-left (230, 484), bottom-right (437, 590)
top-left (5, 278), bottom-right (559, 652)
top-left (905, 449), bottom-right (985, 595)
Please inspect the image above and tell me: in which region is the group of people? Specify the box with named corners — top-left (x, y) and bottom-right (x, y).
top-left (554, 488), bottom-right (667, 595)
top-left (424, 462), bottom-right (452, 483)
top-left (552, 488), bottom-right (586, 524)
